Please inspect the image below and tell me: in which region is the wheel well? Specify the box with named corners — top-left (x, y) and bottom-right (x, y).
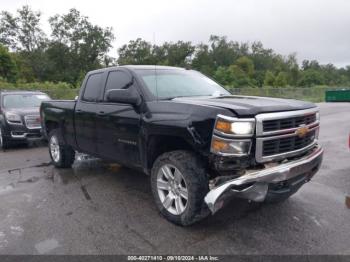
top-left (147, 135), bottom-right (193, 170)
top-left (45, 121), bottom-right (59, 135)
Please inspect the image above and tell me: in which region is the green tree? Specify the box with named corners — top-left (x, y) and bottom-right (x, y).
top-left (213, 66), bottom-right (232, 86)
top-left (250, 41), bottom-right (276, 86)
top-left (11, 52), bottom-right (34, 81)
top-left (0, 44), bottom-right (18, 82)
top-left (343, 66), bottom-right (350, 85)
top-left (302, 60), bottom-right (320, 71)
top-left (45, 41), bottom-right (75, 83)
top-left (264, 71), bottom-right (275, 86)
top-left (48, 8), bottom-right (115, 84)
top-left (214, 63), bottom-right (255, 88)
top-left (160, 41), bottom-right (195, 67)
top-left (298, 69), bottom-right (325, 87)
top-left (0, 5), bottom-right (46, 52)
top-left (192, 44), bottom-right (214, 76)
top-left (118, 38), bottom-right (154, 65)
top-left (235, 56), bottom-right (254, 77)
top-left (321, 63), bottom-right (341, 86)
top-left (0, 6), bottom-right (51, 82)
top-left (283, 53), bottom-right (299, 86)
top-left (118, 39), bottom-right (195, 67)
top-left (227, 64), bottom-right (253, 87)
top-left (274, 72), bottom-right (288, 87)
top-left (209, 35), bottom-right (241, 68)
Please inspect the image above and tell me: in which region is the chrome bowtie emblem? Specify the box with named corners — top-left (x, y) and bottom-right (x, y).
top-left (295, 125), bottom-right (309, 138)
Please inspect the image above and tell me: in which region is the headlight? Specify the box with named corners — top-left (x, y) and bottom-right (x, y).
top-left (214, 115), bottom-right (255, 137)
top-left (211, 136), bottom-right (251, 156)
top-left (5, 112), bottom-right (22, 124)
top-left (316, 112), bottom-right (320, 121)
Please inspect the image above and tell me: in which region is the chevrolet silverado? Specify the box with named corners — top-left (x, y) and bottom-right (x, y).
top-left (40, 66), bottom-right (323, 226)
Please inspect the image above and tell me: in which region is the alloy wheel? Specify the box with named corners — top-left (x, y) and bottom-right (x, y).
top-left (157, 164), bottom-right (189, 215)
top-left (50, 135), bottom-right (60, 162)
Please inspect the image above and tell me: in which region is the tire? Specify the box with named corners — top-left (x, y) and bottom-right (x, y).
top-left (48, 129), bottom-right (75, 168)
top-left (151, 150), bottom-right (210, 226)
top-left (0, 126), bottom-right (11, 150)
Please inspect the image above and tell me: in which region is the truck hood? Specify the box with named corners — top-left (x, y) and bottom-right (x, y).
top-left (172, 95), bottom-right (316, 117)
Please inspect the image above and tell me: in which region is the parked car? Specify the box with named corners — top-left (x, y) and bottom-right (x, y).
top-left (41, 66), bottom-right (323, 226)
top-left (0, 90), bottom-right (50, 149)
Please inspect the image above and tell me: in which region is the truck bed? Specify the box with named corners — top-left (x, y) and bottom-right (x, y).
top-left (41, 100), bottom-right (77, 147)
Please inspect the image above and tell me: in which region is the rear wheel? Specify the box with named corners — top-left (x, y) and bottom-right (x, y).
top-left (151, 150), bottom-right (210, 226)
top-left (0, 127), bottom-right (11, 150)
top-left (48, 129), bottom-right (75, 168)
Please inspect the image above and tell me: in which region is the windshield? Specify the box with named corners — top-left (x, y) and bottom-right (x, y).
top-left (135, 69), bottom-right (230, 99)
top-left (3, 94), bottom-right (50, 109)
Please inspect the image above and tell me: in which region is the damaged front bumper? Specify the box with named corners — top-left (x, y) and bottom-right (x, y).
top-left (205, 145), bottom-right (323, 213)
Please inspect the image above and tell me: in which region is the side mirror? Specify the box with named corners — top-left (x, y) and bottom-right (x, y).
top-left (106, 89), bottom-right (142, 106)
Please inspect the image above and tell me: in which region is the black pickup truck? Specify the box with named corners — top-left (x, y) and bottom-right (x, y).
top-left (41, 65), bottom-right (323, 226)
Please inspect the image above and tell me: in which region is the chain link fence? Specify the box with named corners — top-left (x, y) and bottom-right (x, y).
top-left (228, 87), bottom-right (340, 102)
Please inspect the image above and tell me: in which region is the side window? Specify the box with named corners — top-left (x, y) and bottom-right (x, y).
top-left (82, 73), bottom-right (102, 102)
top-left (104, 71), bottom-right (132, 100)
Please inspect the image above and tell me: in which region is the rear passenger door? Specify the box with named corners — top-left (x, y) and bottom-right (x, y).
top-left (75, 72), bottom-right (103, 154)
top-left (96, 69), bottom-right (141, 166)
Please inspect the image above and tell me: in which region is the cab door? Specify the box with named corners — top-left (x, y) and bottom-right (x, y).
top-left (96, 69), bottom-right (141, 166)
top-left (75, 72), bottom-right (104, 155)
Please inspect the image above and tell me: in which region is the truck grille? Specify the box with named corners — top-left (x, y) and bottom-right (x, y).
top-left (262, 129), bottom-right (316, 156)
top-left (24, 115), bottom-right (41, 129)
top-left (263, 114), bottom-right (316, 132)
top-left (255, 108), bottom-right (319, 163)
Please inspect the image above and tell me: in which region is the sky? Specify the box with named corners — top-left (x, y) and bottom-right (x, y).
top-left (1, 0), bottom-right (350, 67)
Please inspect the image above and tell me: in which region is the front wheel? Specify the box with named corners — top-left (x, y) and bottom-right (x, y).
top-left (48, 129), bottom-right (75, 168)
top-left (151, 150), bottom-right (210, 226)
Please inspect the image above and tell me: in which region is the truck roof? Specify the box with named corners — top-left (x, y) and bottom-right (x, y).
top-left (121, 65), bottom-right (186, 70)
top-left (87, 65), bottom-right (187, 74)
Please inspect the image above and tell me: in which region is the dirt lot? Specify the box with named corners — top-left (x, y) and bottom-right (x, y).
top-left (0, 103), bottom-right (349, 255)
